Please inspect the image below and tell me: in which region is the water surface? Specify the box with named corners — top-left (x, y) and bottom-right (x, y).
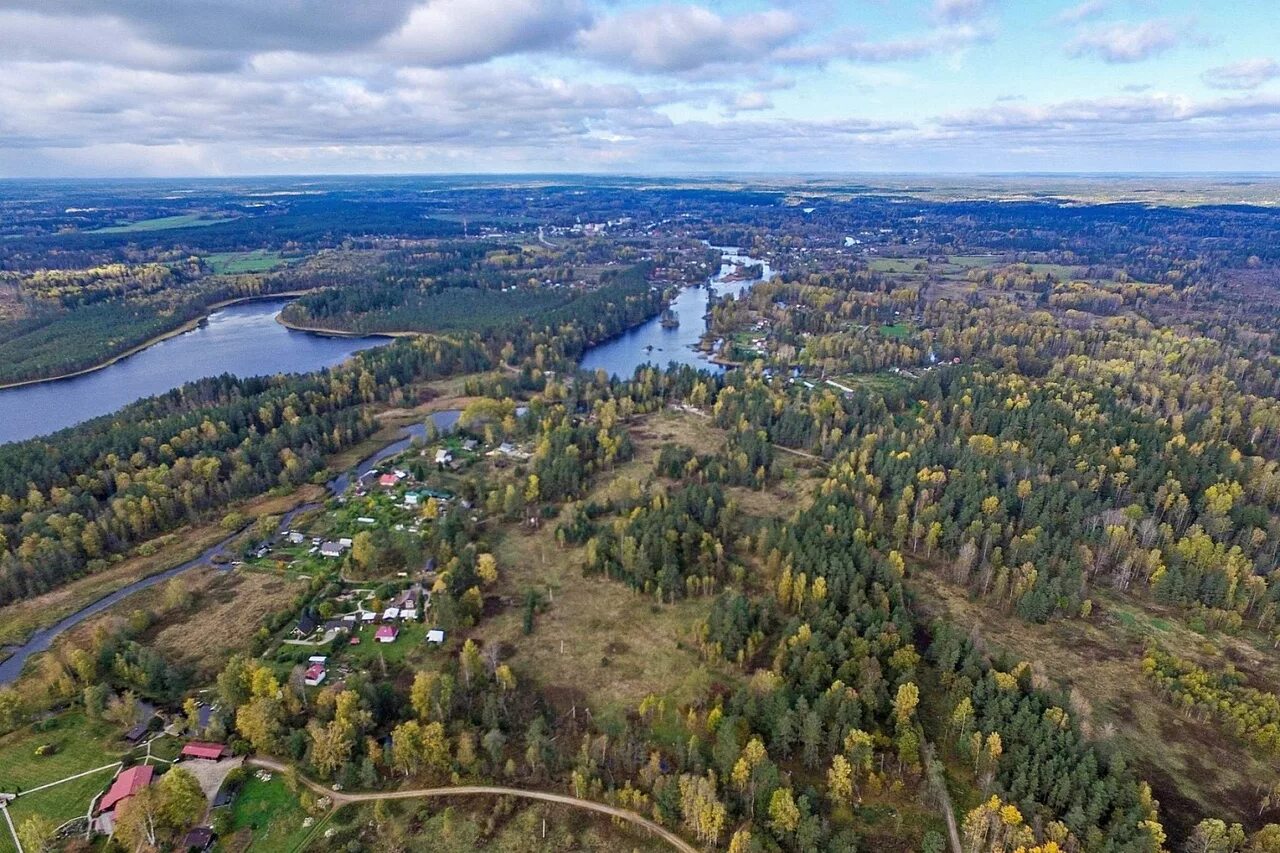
top-left (579, 248), bottom-right (770, 377)
top-left (0, 299), bottom-right (384, 445)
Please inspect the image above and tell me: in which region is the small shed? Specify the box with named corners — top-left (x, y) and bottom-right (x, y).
top-left (182, 826), bottom-right (215, 851)
top-left (426, 629), bottom-right (446, 644)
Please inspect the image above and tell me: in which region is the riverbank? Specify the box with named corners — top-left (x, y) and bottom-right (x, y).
top-left (0, 387), bottom-right (478, 683)
top-left (0, 290), bottom-right (318, 391)
top-left (0, 486), bottom-right (323, 660)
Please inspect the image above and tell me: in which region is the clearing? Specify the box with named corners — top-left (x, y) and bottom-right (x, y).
top-left (87, 214), bottom-right (231, 234)
top-left (204, 250), bottom-right (291, 275)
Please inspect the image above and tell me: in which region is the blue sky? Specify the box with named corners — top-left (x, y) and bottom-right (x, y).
top-left (0, 0), bottom-right (1277, 175)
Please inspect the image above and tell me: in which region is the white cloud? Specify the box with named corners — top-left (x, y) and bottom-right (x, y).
top-left (577, 5), bottom-right (804, 73)
top-left (1201, 58), bottom-right (1280, 91)
top-left (1066, 19), bottom-right (1185, 63)
top-left (932, 0), bottom-right (992, 23)
top-left (1052, 0), bottom-right (1108, 26)
top-left (381, 0), bottom-right (591, 67)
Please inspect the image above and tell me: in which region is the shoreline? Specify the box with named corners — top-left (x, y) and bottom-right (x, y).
top-left (0, 290), bottom-right (318, 391)
top-left (273, 312), bottom-right (419, 339)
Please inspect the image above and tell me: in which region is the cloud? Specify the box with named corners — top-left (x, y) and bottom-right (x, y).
top-left (0, 0), bottom-right (421, 54)
top-left (725, 91), bottom-right (773, 113)
top-left (1066, 19), bottom-right (1185, 63)
top-left (382, 0), bottom-right (591, 67)
top-left (0, 9), bottom-right (235, 71)
top-left (577, 5), bottom-right (805, 74)
top-left (939, 91), bottom-right (1280, 133)
top-left (1201, 59), bottom-right (1280, 91)
top-left (932, 0), bottom-right (992, 23)
top-left (1052, 0), bottom-right (1108, 26)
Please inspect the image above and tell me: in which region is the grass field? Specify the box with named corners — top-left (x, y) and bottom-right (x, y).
top-left (833, 372), bottom-right (914, 395)
top-left (88, 213), bottom-right (231, 234)
top-left (217, 774), bottom-right (315, 853)
top-left (0, 712), bottom-right (125, 793)
top-left (868, 258), bottom-right (927, 274)
top-left (878, 322), bottom-right (910, 339)
top-left (343, 622), bottom-right (429, 668)
top-left (947, 255), bottom-right (1003, 268)
top-left (5, 764), bottom-right (118, 837)
top-left (205, 250), bottom-right (291, 275)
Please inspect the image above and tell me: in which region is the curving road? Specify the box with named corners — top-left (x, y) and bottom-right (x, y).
top-left (247, 757), bottom-right (698, 853)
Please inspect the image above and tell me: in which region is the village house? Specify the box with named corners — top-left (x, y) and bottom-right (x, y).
top-left (426, 629), bottom-right (446, 644)
top-left (179, 742), bottom-right (229, 762)
top-left (375, 625), bottom-right (399, 643)
top-left (293, 612), bottom-right (318, 638)
top-left (94, 765), bottom-right (154, 834)
top-left (319, 541), bottom-right (347, 558)
top-left (304, 663), bottom-right (327, 686)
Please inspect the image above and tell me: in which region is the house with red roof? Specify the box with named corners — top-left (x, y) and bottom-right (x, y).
top-left (180, 742), bottom-right (229, 761)
top-left (304, 663), bottom-right (326, 686)
top-left (375, 624), bottom-right (399, 643)
top-left (378, 473), bottom-right (399, 488)
top-left (93, 764), bottom-right (154, 834)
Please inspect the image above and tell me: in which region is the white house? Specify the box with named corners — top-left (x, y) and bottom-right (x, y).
top-left (304, 664), bottom-right (326, 687)
top-left (434, 448), bottom-right (452, 465)
top-left (426, 629), bottom-right (446, 644)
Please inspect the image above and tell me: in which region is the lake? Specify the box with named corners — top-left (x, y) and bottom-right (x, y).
top-left (0, 298), bottom-right (385, 445)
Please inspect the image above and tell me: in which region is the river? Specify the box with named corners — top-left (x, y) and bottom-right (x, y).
top-left (580, 247), bottom-right (771, 377)
top-left (0, 408), bottom-right (465, 684)
top-left (0, 298), bottom-right (384, 446)
top-left (0, 247), bottom-right (772, 683)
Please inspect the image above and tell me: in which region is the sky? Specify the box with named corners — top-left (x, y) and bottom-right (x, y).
top-left (1, 0), bottom-right (1278, 176)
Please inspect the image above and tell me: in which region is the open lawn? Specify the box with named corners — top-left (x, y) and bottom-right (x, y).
top-left (88, 213), bottom-right (232, 234)
top-left (204, 250), bottom-right (291, 275)
top-left (878, 322), bottom-right (910, 339)
top-left (218, 774), bottom-right (315, 853)
top-left (868, 258), bottom-right (928, 274)
top-left (480, 521), bottom-right (719, 714)
top-left (832, 372), bottom-right (914, 396)
top-left (909, 569), bottom-right (1280, 838)
top-left (947, 255), bottom-right (1003, 269)
top-left (342, 622), bottom-right (428, 668)
top-left (0, 712), bottom-right (125, 794)
top-left (6, 764), bottom-right (118, 835)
